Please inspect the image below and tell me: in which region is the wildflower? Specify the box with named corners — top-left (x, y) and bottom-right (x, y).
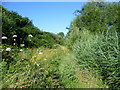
top-left (44, 58), bottom-right (47, 61)
top-left (20, 44), bottom-right (25, 47)
top-left (20, 49), bottom-right (23, 52)
top-left (31, 58), bottom-right (34, 61)
top-left (28, 34), bottom-right (33, 37)
top-left (6, 48), bottom-right (11, 51)
top-left (38, 52), bottom-right (43, 55)
top-left (13, 43), bottom-right (16, 45)
top-left (36, 64), bottom-right (39, 66)
top-left (31, 56), bottom-right (36, 61)
top-left (2, 36), bottom-right (7, 39)
top-left (13, 39), bottom-right (16, 41)
top-left (13, 35), bottom-right (17, 38)
top-left (44, 70), bottom-right (48, 73)
top-left (39, 68), bottom-right (44, 71)
top-left (33, 56), bottom-right (37, 58)
top-left (37, 57), bottom-right (42, 60)
top-left (21, 59), bottom-right (24, 61)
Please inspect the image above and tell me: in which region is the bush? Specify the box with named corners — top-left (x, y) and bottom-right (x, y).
top-left (73, 30), bottom-right (120, 89)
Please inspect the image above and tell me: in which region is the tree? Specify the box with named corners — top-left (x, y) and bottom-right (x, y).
top-left (2, 5), bottom-right (63, 48)
top-left (57, 32), bottom-right (64, 38)
top-left (66, 2), bottom-right (119, 47)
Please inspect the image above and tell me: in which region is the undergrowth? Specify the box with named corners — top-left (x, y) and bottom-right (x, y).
top-left (0, 44), bottom-right (107, 88)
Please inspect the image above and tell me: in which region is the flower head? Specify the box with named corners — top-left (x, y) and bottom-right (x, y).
top-left (28, 34), bottom-right (33, 37)
top-left (21, 59), bottom-right (24, 61)
top-left (38, 52), bottom-right (43, 55)
top-left (20, 44), bottom-right (25, 47)
top-left (13, 39), bottom-right (16, 41)
top-left (44, 70), bottom-right (48, 73)
top-left (13, 35), bottom-right (17, 38)
top-left (6, 48), bottom-right (11, 51)
top-left (2, 36), bottom-right (7, 39)
top-left (36, 64), bottom-right (39, 67)
top-left (20, 49), bottom-right (23, 52)
top-left (31, 56), bottom-right (37, 61)
top-left (44, 58), bottom-right (47, 61)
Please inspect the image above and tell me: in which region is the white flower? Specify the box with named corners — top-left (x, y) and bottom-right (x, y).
top-left (14, 39), bottom-right (16, 41)
top-left (13, 35), bottom-right (17, 38)
top-left (38, 52), bottom-right (43, 55)
top-left (13, 43), bottom-right (16, 45)
top-left (2, 36), bottom-right (7, 39)
top-left (6, 48), bottom-right (11, 51)
top-left (36, 64), bottom-right (39, 66)
top-left (28, 34), bottom-right (33, 37)
top-left (20, 44), bottom-right (25, 47)
top-left (21, 59), bottom-right (24, 61)
top-left (20, 49), bottom-right (23, 52)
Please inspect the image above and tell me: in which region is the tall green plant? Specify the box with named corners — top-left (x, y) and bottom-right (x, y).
top-left (73, 30), bottom-right (120, 89)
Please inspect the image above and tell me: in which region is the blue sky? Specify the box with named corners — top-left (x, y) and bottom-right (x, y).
top-left (1, 0), bottom-right (120, 2)
top-left (2, 2), bottom-right (86, 35)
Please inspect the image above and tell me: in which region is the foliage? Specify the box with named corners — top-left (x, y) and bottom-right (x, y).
top-left (57, 32), bottom-right (65, 38)
top-left (1, 46), bottom-right (66, 88)
top-left (65, 2), bottom-right (120, 89)
top-left (1, 2), bottom-right (120, 89)
top-left (72, 30), bottom-right (120, 89)
top-left (66, 2), bottom-right (119, 49)
top-left (1, 45), bottom-right (107, 88)
top-left (2, 5), bottom-right (63, 48)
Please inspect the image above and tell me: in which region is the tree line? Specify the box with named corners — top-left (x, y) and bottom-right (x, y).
top-left (2, 5), bottom-right (64, 48)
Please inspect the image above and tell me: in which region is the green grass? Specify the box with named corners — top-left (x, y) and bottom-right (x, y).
top-left (73, 30), bottom-right (119, 89)
top-left (58, 52), bottom-right (107, 88)
top-left (1, 44), bottom-right (107, 88)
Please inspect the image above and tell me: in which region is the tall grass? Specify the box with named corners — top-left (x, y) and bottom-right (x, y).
top-left (73, 29), bottom-right (120, 89)
top-left (1, 47), bottom-right (65, 88)
top-left (58, 52), bottom-right (106, 88)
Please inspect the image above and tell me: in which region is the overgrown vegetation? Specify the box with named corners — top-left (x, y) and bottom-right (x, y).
top-left (1, 47), bottom-right (66, 88)
top-left (65, 2), bottom-right (120, 89)
top-left (2, 5), bottom-right (63, 48)
top-left (72, 30), bottom-right (119, 89)
top-left (1, 1), bottom-right (120, 89)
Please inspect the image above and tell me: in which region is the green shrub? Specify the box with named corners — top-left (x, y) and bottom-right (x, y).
top-left (73, 30), bottom-right (120, 89)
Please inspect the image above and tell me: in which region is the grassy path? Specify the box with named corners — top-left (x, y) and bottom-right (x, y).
top-left (1, 45), bottom-right (107, 88)
top-left (33, 45), bottom-right (106, 88)
top-left (58, 52), bottom-right (106, 88)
